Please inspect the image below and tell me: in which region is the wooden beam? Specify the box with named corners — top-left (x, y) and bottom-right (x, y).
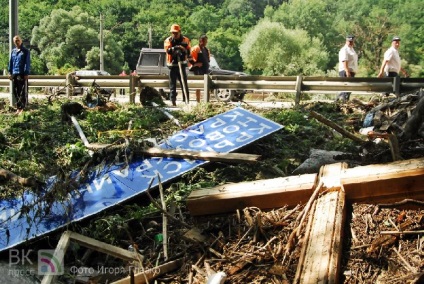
top-left (142, 147), bottom-right (261, 164)
top-left (187, 157), bottom-right (424, 216)
top-left (41, 231), bottom-right (72, 284)
top-left (67, 231), bottom-right (141, 262)
top-left (187, 174), bottom-right (317, 216)
top-left (309, 111), bottom-right (365, 143)
top-left (294, 163), bottom-right (346, 284)
top-left (341, 157), bottom-right (424, 203)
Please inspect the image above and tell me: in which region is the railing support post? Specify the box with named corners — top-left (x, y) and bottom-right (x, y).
top-left (130, 75), bottom-right (137, 104)
top-left (393, 76), bottom-right (400, 97)
top-left (295, 75), bottom-right (303, 106)
top-left (66, 72), bottom-right (75, 97)
top-left (204, 74), bottom-right (211, 103)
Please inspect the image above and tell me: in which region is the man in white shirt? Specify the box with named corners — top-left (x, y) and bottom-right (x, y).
top-left (336, 35), bottom-right (358, 102)
top-left (377, 36), bottom-right (408, 78)
top-left (377, 36), bottom-right (408, 96)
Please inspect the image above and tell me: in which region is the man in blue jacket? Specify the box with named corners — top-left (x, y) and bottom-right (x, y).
top-left (8, 35), bottom-right (30, 114)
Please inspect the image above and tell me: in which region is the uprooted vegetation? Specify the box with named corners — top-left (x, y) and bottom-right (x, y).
top-left (0, 91), bottom-right (424, 283)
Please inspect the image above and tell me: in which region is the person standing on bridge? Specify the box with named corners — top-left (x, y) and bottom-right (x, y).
top-left (164, 24), bottom-right (192, 106)
top-left (119, 70), bottom-right (127, 96)
top-left (190, 34), bottom-right (210, 103)
top-left (8, 35), bottom-right (30, 114)
top-left (377, 36), bottom-right (408, 96)
top-left (336, 35), bottom-right (358, 103)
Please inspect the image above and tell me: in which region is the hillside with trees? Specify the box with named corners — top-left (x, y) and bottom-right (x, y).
top-left (0, 0), bottom-right (423, 77)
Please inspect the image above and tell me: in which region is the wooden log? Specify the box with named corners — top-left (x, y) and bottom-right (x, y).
top-left (294, 163), bottom-right (346, 284)
top-left (309, 110), bottom-right (365, 143)
top-left (187, 174), bottom-right (317, 216)
top-left (0, 168), bottom-right (37, 186)
top-left (142, 147), bottom-right (261, 164)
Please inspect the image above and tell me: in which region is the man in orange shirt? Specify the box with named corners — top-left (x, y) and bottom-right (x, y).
top-left (164, 24), bottom-right (191, 106)
top-left (190, 34), bottom-right (210, 102)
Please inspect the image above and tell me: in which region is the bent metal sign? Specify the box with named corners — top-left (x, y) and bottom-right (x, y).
top-left (0, 107), bottom-right (283, 251)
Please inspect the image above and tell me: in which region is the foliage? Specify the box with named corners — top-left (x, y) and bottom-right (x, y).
top-left (0, 0), bottom-right (423, 76)
top-left (31, 6), bottom-right (123, 74)
top-left (240, 20), bottom-right (329, 76)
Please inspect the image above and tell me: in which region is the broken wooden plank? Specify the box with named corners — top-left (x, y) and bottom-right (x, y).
top-left (41, 231), bottom-right (144, 284)
top-left (111, 258), bottom-right (184, 284)
top-left (187, 157), bottom-right (424, 216)
top-left (86, 142), bottom-right (113, 150)
top-left (142, 147), bottom-right (261, 163)
top-left (67, 231), bottom-right (141, 262)
top-left (41, 231), bottom-right (72, 284)
top-left (309, 110), bottom-right (365, 143)
top-left (187, 174), bottom-right (317, 216)
top-left (342, 157), bottom-right (424, 203)
top-left (294, 163), bottom-right (346, 284)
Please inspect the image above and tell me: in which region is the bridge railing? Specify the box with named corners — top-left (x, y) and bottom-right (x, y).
top-left (0, 74), bottom-right (422, 105)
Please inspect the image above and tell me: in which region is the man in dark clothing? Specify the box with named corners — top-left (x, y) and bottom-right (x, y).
top-left (8, 35), bottom-right (30, 114)
top-left (190, 34), bottom-right (210, 102)
top-left (164, 24), bottom-right (192, 106)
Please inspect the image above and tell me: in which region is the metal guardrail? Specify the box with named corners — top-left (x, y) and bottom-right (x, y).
top-left (0, 75), bottom-right (422, 105)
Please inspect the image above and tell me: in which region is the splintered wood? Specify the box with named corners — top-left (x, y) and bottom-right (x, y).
top-left (294, 163), bottom-right (347, 284)
top-left (345, 205), bottom-right (424, 284)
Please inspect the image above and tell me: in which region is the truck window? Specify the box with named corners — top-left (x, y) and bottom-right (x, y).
top-left (140, 53), bottom-right (161, 67)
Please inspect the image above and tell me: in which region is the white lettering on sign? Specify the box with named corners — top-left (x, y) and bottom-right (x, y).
top-left (112, 166), bottom-right (129, 177)
top-left (210, 118), bottom-right (226, 128)
top-left (236, 132), bottom-right (253, 142)
top-left (223, 125), bottom-right (240, 133)
top-left (164, 161), bottom-right (182, 173)
top-left (249, 123), bottom-right (273, 134)
top-left (189, 139), bottom-right (206, 148)
top-left (214, 140), bottom-right (234, 149)
top-left (84, 175), bottom-right (112, 193)
top-left (136, 159), bottom-right (160, 179)
top-left (237, 116), bottom-right (258, 127)
top-left (92, 175), bottom-right (112, 191)
top-left (172, 133), bottom-right (188, 143)
top-left (0, 208), bottom-right (20, 223)
top-left (205, 131), bottom-right (225, 141)
top-left (188, 125), bottom-right (205, 135)
top-left (223, 110), bottom-right (244, 122)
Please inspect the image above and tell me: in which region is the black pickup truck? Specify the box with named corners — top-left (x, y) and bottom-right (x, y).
top-left (135, 48), bottom-right (246, 102)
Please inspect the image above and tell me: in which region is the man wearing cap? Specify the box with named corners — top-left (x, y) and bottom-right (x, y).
top-left (164, 24), bottom-right (192, 106)
top-left (336, 35), bottom-right (358, 102)
top-left (377, 36), bottom-right (408, 79)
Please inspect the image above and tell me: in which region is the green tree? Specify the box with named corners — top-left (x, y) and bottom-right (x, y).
top-left (208, 27), bottom-right (245, 72)
top-left (31, 6), bottom-right (123, 74)
top-left (271, 0), bottom-right (339, 71)
top-left (187, 5), bottom-right (220, 36)
top-left (240, 20), bottom-right (328, 76)
top-left (86, 33), bottom-right (124, 72)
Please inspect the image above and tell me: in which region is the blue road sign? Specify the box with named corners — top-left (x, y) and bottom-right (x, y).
top-left (0, 107), bottom-right (283, 251)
